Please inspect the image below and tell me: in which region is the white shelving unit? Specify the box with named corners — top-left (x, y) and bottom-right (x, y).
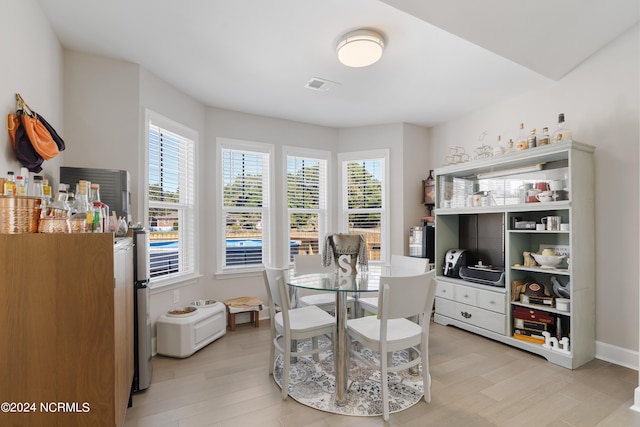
top-left (433, 141), bottom-right (595, 369)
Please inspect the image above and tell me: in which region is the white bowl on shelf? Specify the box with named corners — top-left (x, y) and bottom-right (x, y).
top-left (531, 253), bottom-right (565, 269)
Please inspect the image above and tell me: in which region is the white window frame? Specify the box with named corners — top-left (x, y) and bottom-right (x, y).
top-left (337, 149), bottom-right (389, 265)
top-left (216, 138), bottom-right (275, 275)
top-left (283, 146), bottom-right (331, 264)
top-left (144, 109), bottom-right (198, 289)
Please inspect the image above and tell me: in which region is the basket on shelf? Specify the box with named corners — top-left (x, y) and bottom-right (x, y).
top-left (0, 196), bottom-right (42, 233)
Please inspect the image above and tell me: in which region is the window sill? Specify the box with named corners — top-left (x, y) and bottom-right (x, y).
top-left (149, 273), bottom-right (202, 294)
top-left (215, 267), bottom-right (266, 280)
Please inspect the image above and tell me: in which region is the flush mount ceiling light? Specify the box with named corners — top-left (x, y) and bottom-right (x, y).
top-left (336, 29), bottom-right (385, 68)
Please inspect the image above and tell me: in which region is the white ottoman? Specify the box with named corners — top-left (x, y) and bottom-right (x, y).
top-left (157, 301), bottom-right (226, 358)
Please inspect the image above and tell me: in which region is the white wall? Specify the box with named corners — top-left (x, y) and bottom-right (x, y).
top-left (63, 51), bottom-right (139, 191)
top-left (430, 25), bottom-right (640, 361)
top-left (402, 124), bottom-right (432, 251)
top-left (1, 0), bottom-right (64, 187)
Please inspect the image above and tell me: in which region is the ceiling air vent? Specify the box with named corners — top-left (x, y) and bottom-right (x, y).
top-left (305, 77), bottom-right (340, 92)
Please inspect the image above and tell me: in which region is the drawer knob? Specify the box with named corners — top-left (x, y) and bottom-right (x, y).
top-left (461, 311), bottom-right (472, 319)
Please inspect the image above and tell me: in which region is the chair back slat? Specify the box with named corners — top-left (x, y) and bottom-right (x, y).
top-left (378, 269), bottom-right (436, 320)
top-left (293, 254), bottom-right (333, 276)
top-left (264, 266), bottom-right (292, 311)
top-left (389, 254), bottom-right (429, 275)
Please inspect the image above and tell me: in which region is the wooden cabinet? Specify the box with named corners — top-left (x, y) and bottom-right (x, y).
top-left (433, 141), bottom-right (595, 369)
top-left (0, 234), bottom-right (134, 426)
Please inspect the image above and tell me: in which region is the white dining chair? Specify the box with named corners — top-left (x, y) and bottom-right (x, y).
top-left (358, 255), bottom-right (430, 316)
top-left (263, 266), bottom-right (336, 400)
top-left (346, 270), bottom-right (437, 421)
top-left (294, 254), bottom-right (355, 315)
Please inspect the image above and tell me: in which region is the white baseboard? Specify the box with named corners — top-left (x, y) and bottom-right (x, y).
top-left (632, 387), bottom-right (640, 413)
top-left (595, 340), bottom-right (639, 371)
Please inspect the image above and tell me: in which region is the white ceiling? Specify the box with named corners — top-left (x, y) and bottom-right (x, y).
top-left (36, 0), bottom-right (638, 129)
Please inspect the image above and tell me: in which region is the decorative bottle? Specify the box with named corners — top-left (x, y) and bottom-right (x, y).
top-left (527, 128), bottom-right (537, 149)
top-left (49, 184), bottom-right (70, 218)
top-left (552, 113), bottom-right (572, 143)
top-left (89, 183), bottom-right (109, 233)
top-left (493, 135), bottom-right (505, 155)
top-left (504, 139), bottom-right (516, 154)
top-left (70, 180), bottom-right (91, 232)
top-left (515, 123), bottom-right (528, 150)
top-left (15, 175), bottom-right (26, 196)
top-left (31, 175), bottom-right (45, 204)
top-left (538, 127), bottom-right (551, 146)
top-left (3, 171), bottom-right (15, 196)
top-left (42, 178), bottom-right (52, 206)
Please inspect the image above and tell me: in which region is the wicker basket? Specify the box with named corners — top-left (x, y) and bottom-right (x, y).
top-left (0, 196), bottom-right (42, 233)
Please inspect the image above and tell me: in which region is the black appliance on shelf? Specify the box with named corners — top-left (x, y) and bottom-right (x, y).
top-left (442, 248), bottom-right (474, 278)
top-left (409, 220), bottom-right (435, 262)
top-left (132, 227), bottom-right (152, 392)
top-left (60, 166), bottom-right (132, 225)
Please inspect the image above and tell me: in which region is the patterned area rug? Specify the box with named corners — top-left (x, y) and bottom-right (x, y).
top-left (273, 339), bottom-right (425, 416)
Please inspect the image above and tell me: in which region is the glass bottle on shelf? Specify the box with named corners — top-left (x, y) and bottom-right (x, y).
top-left (504, 139), bottom-right (516, 154)
top-left (49, 184), bottom-right (70, 218)
top-left (89, 183), bottom-right (109, 233)
top-left (90, 201), bottom-right (103, 233)
top-left (70, 180), bottom-right (91, 232)
top-left (552, 113), bottom-right (572, 144)
top-left (515, 123), bottom-right (528, 150)
top-left (3, 171), bottom-right (15, 196)
top-left (20, 168), bottom-right (29, 195)
top-left (67, 190), bottom-right (76, 214)
top-left (493, 135), bottom-right (505, 155)
top-left (15, 175), bottom-right (26, 196)
top-left (527, 128), bottom-right (537, 149)
top-left (42, 178), bottom-right (52, 206)
top-left (30, 176), bottom-right (45, 207)
top-left (538, 127), bottom-right (551, 146)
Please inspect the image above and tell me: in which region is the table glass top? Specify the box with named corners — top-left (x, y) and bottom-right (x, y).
top-left (287, 265), bottom-right (390, 293)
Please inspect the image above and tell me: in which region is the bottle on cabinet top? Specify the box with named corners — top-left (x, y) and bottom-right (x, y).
top-left (527, 128), bottom-right (537, 149)
top-left (493, 135), bottom-right (505, 155)
top-left (538, 127), bottom-right (551, 146)
top-left (552, 113), bottom-right (572, 144)
top-left (515, 123), bottom-right (528, 150)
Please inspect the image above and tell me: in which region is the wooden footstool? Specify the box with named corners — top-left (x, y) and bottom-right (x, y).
top-left (223, 296), bottom-right (264, 331)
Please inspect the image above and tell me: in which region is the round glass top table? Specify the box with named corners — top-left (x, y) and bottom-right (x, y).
top-left (287, 265), bottom-right (389, 406)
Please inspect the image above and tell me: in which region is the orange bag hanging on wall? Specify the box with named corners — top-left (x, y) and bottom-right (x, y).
top-left (6, 110), bottom-right (44, 173)
top-left (17, 94), bottom-right (64, 161)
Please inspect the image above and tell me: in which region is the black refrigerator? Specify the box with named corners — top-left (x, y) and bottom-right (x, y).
top-left (132, 227), bottom-right (152, 392)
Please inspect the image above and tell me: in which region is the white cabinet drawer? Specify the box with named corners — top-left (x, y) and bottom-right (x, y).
top-left (455, 286), bottom-right (477, 305)
top-left (456, 302), bottom-right (506, 335)
top-left (436, 281), bottom-right (455, 301)
top-left (476, 289), bottom-right (506, 314)
top-left (435, 296), bottom-right (456, 317)
top-left (435, 297), bottom-right (507, 335)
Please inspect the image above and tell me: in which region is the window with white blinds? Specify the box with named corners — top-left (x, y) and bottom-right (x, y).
top-left (220, 142), bottom-right (271, 268)
top-left (340, 151), bottom-right (388, 263)
top-left (147, 118), bottom-right (196, 282)
top-left (286, 151), bottom-right (328, 261)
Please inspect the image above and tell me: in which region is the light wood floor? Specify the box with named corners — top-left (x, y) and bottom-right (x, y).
top-left (124, 320), bottom-right (640, 427)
